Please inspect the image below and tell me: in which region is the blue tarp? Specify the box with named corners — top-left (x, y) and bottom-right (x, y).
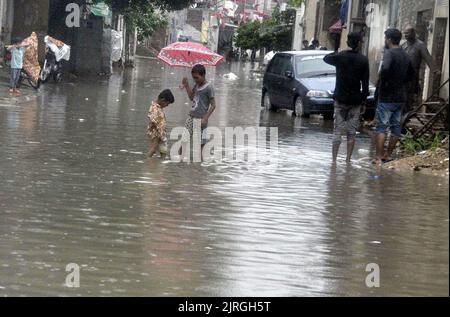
top-left (340, 0), bottom-right (349, 25)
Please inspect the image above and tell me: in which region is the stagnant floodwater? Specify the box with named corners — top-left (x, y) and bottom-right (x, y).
top-left (0, 59), bottom-right (448, 296)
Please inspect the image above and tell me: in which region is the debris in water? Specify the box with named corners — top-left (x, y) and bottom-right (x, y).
top-left (358, 149), bottom-right (370, 155)
top-left (223, 72), bottom-right (238, 80)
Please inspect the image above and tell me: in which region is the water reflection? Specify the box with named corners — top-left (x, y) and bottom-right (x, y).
top-left (0, 58), bottom-right (447, 296)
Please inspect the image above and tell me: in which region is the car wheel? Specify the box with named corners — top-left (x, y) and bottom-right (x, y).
top-left (294, 97), bottom-right (309, 118)
top-left (262, 90), bottom-right (275, 111)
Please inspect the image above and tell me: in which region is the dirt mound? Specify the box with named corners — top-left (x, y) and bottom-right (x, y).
top-left (384, 139), bottom-right (449, 177)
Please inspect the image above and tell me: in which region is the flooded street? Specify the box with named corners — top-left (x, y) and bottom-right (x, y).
top-left (0, 58), bottom-right (448, 296)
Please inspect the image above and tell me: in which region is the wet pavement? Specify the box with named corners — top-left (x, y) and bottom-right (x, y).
top-left (0, 58), bottom-right (448, 296)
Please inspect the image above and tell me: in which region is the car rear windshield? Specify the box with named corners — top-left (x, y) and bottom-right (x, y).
top-left (295, 55), bottom-right (336, 78)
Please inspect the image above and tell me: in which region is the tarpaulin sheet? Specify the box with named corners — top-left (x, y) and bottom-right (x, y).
top-left (44, 36), bottom-right (71, 62)
top-left (21, 32), bottom-right (40, 84)
top-left (89, 2), bottom-right (110, 17)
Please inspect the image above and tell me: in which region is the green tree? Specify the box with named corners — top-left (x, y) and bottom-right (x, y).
top-left (289, 0), bottom-right (305, 8)
top-left (92, 0), bottom-right (194, 40)
top-left (260, 7), bottom-right (296, 51)
top-left (235, 21), bottom-right (262, 51)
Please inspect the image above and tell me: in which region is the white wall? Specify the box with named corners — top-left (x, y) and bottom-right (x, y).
top-left (366, 0), bottom-right (390, 83)
top-left (304, 0), bottom-right (319, 43)
top-left (292, 4), bottom-right (306, 51)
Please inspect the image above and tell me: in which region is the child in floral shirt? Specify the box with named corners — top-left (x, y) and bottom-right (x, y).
top-left (147, 89), bottom-right (175, 158)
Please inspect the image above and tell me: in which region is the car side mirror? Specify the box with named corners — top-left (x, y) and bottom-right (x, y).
top-left (285, 70), bottom-right (294, 79)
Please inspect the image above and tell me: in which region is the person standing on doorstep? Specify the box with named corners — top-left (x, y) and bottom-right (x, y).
top-left (375, 28), bottom-right (415, 165)
top-left (6, 37), bottom-right (29, 96)
top-left (308, 39), bottom-right (320, 50)
top-left (402, 25), bottom-right (437, 114)
top-left (302, 40), bottom-right (310, 50)
top-left (324, 32), bottom-right (370, 163)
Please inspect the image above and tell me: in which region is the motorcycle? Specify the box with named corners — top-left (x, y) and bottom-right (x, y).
top-left (40, 36), bottom-right (70, 83)
top-left (18, 68), bottom-right (41, 89)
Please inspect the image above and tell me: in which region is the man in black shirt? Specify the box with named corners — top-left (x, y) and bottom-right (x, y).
top-left (375, 28), bottom-right (415, 164)
top-left (324, 32), bottom-right (369, 163)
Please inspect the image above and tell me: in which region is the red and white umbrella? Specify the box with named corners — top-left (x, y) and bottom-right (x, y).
top-left (157, 41), bottom-right (224, 68)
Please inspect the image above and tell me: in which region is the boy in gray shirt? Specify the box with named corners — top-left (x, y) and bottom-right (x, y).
top-left (181, 64), bottom-right (217, 148)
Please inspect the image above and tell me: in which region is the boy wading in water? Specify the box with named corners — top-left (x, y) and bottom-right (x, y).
top-left (181, 64), bottom-right (217, 160)
top-left (6, 38), bottom-right (29, 96)
top-left (147, 89), bottom-right (175, 159)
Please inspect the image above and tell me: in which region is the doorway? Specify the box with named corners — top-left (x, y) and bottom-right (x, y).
top-left (431, 17), bottom-right (448, 94)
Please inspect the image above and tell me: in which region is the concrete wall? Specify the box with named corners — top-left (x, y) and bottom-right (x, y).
top-left (434, 0), bottom-right (449, 99)
top-left (12, 0), bottom-right (49, 61)
top-left (398, 0), bottom-right (435, 30)
top-left (187, 8), bottom-right (203, 31)
top-left (0, 0), bottom-right (14, 43)
top-left (71, 16), bottom-right (106, 75)
top-left (303, 0), bottom-right (340, 49)
top-left (304, 0), bottom-right (319, 43)
top-left (48, 0), bottom-right (118, 75)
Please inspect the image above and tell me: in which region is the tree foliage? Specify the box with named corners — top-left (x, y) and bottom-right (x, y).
top-left (94, 0), bottom-right (194, 12)
top-left (92, 0), bottom-right (193, 40)
top-left (235, 7), bottom-right (296, 52)
top-left (235, 21), bottom-right (261, 51)
top-left (289, 0), bottom-right (305, 8)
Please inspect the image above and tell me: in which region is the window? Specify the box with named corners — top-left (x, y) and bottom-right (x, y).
top-left (267, 56), bottom-right (282, 74)
top-left (322, 0), bottom-right (340, 30)
top-left (295, 55), bottom-right (336, 77)
top-left (268, 55), bottom-right (292, 75)
top-left (279, 55), bottom-right (293, 75)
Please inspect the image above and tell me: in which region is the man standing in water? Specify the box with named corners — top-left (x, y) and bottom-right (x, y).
top-left (402, 25), bottom-right (437, 113)
top-left (375, 28), bottom-right (415, 164)
top-left (324, 32), bottom-right (369, 163)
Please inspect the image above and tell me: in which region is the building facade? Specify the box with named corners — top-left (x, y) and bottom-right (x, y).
top-left (302, 0), bottom-right (448, 100)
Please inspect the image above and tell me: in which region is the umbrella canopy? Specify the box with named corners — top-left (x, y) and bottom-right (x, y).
top-left (157, 41), bottom-right (224, 68)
